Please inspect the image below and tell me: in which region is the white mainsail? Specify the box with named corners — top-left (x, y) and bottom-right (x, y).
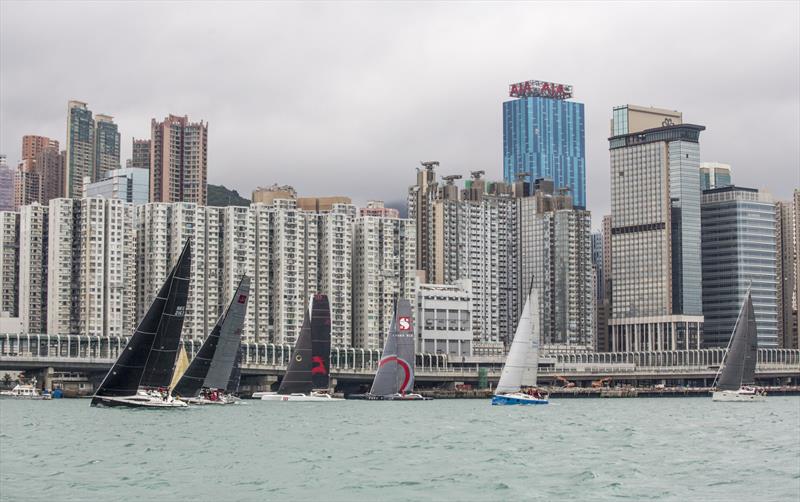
top-left (495, 287), bottom-right (539, 394)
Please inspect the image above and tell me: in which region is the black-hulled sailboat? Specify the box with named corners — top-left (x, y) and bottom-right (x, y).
top-left (91, 240), bottom-right (192, 408)
top-left (363, 298), bottom-right (429, 400)
top-left (173, 276), bottom-right (250, 405)
top-left (260, 294), bottom-right (342, 402)
top-left (712, 289), bottom-right (766, 402)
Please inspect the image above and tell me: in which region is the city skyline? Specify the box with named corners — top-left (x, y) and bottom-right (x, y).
top-left (1, 2), bottom-right (798, 228)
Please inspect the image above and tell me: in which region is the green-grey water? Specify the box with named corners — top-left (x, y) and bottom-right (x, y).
top-left (1, 397), bottom-right (799, 501)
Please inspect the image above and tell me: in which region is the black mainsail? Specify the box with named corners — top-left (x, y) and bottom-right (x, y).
top-left (717, 291), bottom-right (759, 391)
top-left (92, 240), bottom-right (192, 401)
top-left (370, 298), bottom-right (416, 396)
top-left (310, 294), bottom-right (332, 390)
top-left (173, 276), bottom-right (250, 397)
top-left (226, 345), bottom-right (243, 394)
top-left (277, 303), bottom-right (314, 395)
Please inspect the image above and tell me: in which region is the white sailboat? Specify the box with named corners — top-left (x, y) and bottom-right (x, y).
top-left (712, 289), bottom-right (766, 402)
top-left (491, 284), bottom-right (548, 406)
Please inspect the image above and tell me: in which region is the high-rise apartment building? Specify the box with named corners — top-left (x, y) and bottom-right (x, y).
top-left (93, 115), bottom-right (121, 181)
top-left (47, 198), bottom-right (136, 336)
top-left (318, 204), bottom-right (357, 347)
top-left (65, 101), bottom-right (95, 198)
top-left (150, 115), bottom-right (208, 205)
top-left (352, 202), bottom-right (417, 350)
top-left (518, 180), bottom-right (593, 349)
top-left (15, 144), bottom-right (65, 209)
top-left (701, 186), bottom-right (777, 347)
top-left (776, 198), bottom-right (797, 348)
top-left (699, 162), bottom-right (732, 190)
top-left (503, 80), bottom-right (586, 208)
top-left (22, 136), bottom-right (59, 161)
top-left (608, 105), bottom-right (704, 351)
top-left (0, 155), bottom-right (15, 211)
top-left (127, 138), bottom-right (151, 170)
top-left (18, 203), bottom-right (48, 333)
top-left (0, 211), bottom-right (19, 317)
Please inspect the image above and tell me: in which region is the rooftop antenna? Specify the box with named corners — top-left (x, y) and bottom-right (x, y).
top-left (470, 170), bottom-right (485, 180)
top-left (420, 161), bottom-right (439, 171)
top-left (441, 174), bottom-right (463, 186)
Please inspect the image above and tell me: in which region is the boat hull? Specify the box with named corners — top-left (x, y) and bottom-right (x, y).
top-left (184, 395), bottom-right (240, 405)
top-left (260, 392), bottom-right (343, 402)
top-left (712, 389), bottom-right (767, 402)
top-left (91, 394), bottom-right (188, 408)
top-left (365, 393), bottom-right (432, 401)
top-left (492, 392), bottom-right (549, 406)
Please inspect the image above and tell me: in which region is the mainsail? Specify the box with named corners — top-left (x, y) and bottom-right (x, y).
top-left (370, 299), bottom-right (416, 396)
top-left (717, 291), bottom-right (759, 391)
top-left (94, 240), bottom-right (192, 397)
top-left (277, 303), bottom-right (314, 395)
top-left (495, 286), bottom-right (539, 394)
top-left (173, 276), bottom-right (250, 397)
top-left (310, 294), bottom-right (332, 390)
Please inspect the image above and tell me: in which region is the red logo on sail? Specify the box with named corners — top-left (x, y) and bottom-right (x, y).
top-left (398, 317), bottom-right (411, 331)
top-left (237, 294), bottom-right (247, 304)
top-left (379, 356), bottom-right (411, 392)
top-left (311, 356), bottom-right (327, 375)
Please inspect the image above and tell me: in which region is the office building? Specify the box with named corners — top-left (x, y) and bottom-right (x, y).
top-left (93, 115), bottom-right (121, 181)
top-left (518, 180), bottom-right (593, 349)
top-left (0, 211), bottom-right (19, 317)
top-left (65, 101), bottom-right (95, 198)
top-left (777, 197), bottom-right (799, 349)
top-left (701, 186), bottom-right (777, 347)
top-left (699, 162), bottom-right (732, 190)
top-left (794, 190), bottom-right (800, 348)
top-left (503, 80), bottom-right (586, 208)
top-left (608, 105), bottom-right (704, 351)
top-left (18, 203), bottom-right (48, 333)
top-left (0, 155), bottom-right (13, 211)
top-left (352, 203), bottom-right (417, 349)
top-left (127, 138), bottom-right (151, 170)
top-left (150, 115), bottom-right (208, 205)
top-left (85, 168), bottom-right (149, 204)
top-left (415, 279), bottom-right (473, 357)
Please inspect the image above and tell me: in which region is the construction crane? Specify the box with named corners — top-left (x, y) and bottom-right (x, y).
top-left (592, 377), bottom-right (612, 388)
top-left (470, 170), bottom-right (485, 180)
top-left (441, 174), bottom-right (463, 185)
top-left (554, 375), bottom-right (575, 388)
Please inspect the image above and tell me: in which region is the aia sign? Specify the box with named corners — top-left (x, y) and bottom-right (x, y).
top-left (509, 80), bottom-right (573, 100)
top-left (398, 316), bottom-right (412, 331)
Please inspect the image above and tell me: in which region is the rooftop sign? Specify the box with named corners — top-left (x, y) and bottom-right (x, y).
top-left (509, 80), bottom-right (573, 100)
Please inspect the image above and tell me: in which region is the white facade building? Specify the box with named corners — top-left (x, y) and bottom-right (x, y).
top-left (415, 279), bottom-right (473, 357)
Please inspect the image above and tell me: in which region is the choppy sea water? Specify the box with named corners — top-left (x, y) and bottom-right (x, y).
top-left (1, 397), bottom-right (798, 501)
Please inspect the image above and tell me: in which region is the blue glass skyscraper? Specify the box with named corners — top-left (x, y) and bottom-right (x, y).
top-left (503, 81), bottom-right (586, 208)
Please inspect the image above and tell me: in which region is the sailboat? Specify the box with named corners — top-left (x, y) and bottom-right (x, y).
top-left (91, 240), bottom-right (192, 408)
top-left (173, 276), bottom-right (250, 405)
top-left (362, 298), bottom-right (429, 400)
top-left (491, 283), bottom-right (548, 406)
top-left (712, 290), bottom-right (766, 402)
top-left (260, 294), bottom-right (342, 402)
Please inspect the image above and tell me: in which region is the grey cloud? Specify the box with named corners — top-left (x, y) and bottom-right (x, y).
top-left (1, 1), bottom-right (798, 227)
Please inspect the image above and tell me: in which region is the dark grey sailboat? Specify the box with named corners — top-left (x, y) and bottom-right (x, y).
top-left (173, 276), bottom-right (250, 405)
top-left (261, 294), bottom-right (342, 401)
top-left (712, 290), bottom-right (766, 402)
top-left (365, 298), bottom-right (429, 400)
top-left (91, 240), bottom-right (192, 408)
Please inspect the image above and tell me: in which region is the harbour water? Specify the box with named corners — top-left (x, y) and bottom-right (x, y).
top-left (1, 397), bottom-right (798, 501)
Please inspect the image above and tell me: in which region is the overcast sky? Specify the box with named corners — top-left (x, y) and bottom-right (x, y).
top-left (1, 1), bottom-right (798, 227)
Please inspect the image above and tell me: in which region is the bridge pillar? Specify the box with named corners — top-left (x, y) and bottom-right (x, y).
top-left (240, 375), bottom-right (278, 396)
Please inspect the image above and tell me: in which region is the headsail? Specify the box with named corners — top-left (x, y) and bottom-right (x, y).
top-left (718, 291), bottom-right (759, 391)
top-left (370, 299), bottom-right (416, 396)
top-left (173, 276), bottom-right (250, 397)
top-left (226, 345), bottom-right (243, 394)
top-left (495, 286), bottom-right (539, 394)
top-left (169, 344), bottom-right (190, 390)
top-left (310, 294), bottom-right (332, 390)
top-left (94, 240), bottom-right (192, 397)
top-left (277, 303), bottom-right (314, 395)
